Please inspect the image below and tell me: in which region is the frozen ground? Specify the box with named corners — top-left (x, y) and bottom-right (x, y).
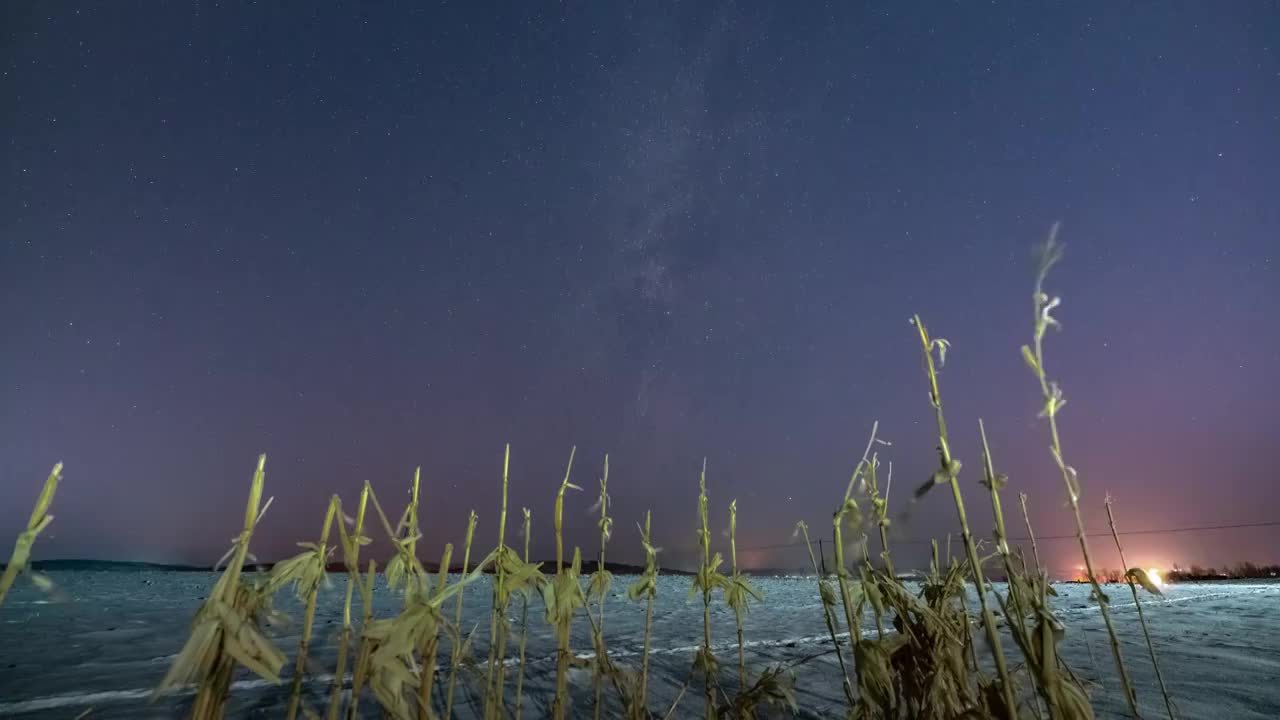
top-left (1, 572), bottom-right (1278, 718)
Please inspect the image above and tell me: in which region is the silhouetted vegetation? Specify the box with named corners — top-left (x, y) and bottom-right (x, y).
top-left (1168, 563), bottom-right (1280, 582)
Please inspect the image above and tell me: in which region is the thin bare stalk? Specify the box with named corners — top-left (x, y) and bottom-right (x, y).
top-left (867, 455), bottom-right (895, 578)
top-left (514, 509), bottom-right (532, 719)
top-left (628, 510), bottom-right (660, 719)
top-left (590, 455), bottom-right (614, 720)
top-left (912, 315), bottom-right (1017, 720)
top-left (1083, 627), bottom-right (1103, 689)
top-left (551, 446), bottom-right (581, 720)
top-left (729, 500), bottom-right (746, 692)
top-left (832, 421), bottom-right (881, 686)
top-left (981, 420), bottom-right (1055, 719)
top-left (1106, 495), bottom-right (1175, 719)
top-left (445, 510), bottom-right (478, 720)
top-left (954, 563), bottom-right (983, 677)
top-left (1022, 229), bottom-right (1140, 717)
top-left (328, 487), bottom-right (369, 720)
top-left (1018, 493), bottom-right (1044, 577)
top-left (640, 590), bottom-right (655, 715)
top-left (408, 468), bottom-right (422, 607)
top-left (484, 446), bottom-right (513, 720)
top-left (347, 558), bottom-right (378, 720)
top-left (795, 521), bottom-right (853, 705)
top-left (978, 422), bottom-right (1031, 631)
top-left (663, 679), bottom-right (692, 720)
top-left (695, 460), bottom-right (719, 720)
top-left (555, 447), bottom-right (579, 576)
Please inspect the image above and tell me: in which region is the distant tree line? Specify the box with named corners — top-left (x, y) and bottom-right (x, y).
top-left (1166, 562), bottom-right (1280, 581)
top-left (1065, 563), bottom-right (1280, 584)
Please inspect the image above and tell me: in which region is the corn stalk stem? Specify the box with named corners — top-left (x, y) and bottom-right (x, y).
top-left (408, 468), bottom-right (421, 606)
top-left (514, 509), bottom-right (532, 720)
top-left (914, 316), bottom-right (1018, 720)
top-left (1105, 496), bottom-right (1175, 720)
top-left (638, 511), bottom-right (656, 717)
top-left (444, 509), bottom-right (477, 719)
top-left (192, 455), bottom-right (267, 719)
top-left (979, 422), bottom-right (1029, 633)
top-left (592, 455), bottom-right (611, 720)
top-left (286, 498), bottom-right (339, 720)
top-left (730, 500), bottom-right (746, 693)
top-left (0, 464), bottom-right (61, 609)
top-left (981, 421), bottom-right (1059, 719)
top-left (1027, 235), bottom-right (1140, 717)
top-left (831, 422), bottom-right (880, 703)
top-left (1018, 493), bottom-right (1044, 577)
top-left (696, 460), bottom-right (715, 720)
top-left (346, 559), bottom-right (377, 720)
top-left (551, 446), bottom-right (578, 720)
top-left (417, 545), bottom-right (453, 720)
top-left (328, 487), bottom-right (369, 720)
top-left (484, 446), bottom-right (513, 720)
top-left (869, 458), bottom-right (895, 579)
top-left (798, 522), bottom-right (854, 705)
top-left (860, 539), bottom-right (885, 641)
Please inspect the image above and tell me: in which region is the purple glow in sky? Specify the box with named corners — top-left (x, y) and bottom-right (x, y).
top-left (2, 2), bottom-right (1277, 576)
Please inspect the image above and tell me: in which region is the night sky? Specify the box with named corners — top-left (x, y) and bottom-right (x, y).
top-left (3, 2), bottom-right (1277, 578)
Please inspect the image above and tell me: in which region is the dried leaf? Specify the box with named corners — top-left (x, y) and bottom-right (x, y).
top-left (588, 569), bottom-right (613, 600)
top-left (1126, 567), bottom-right (1164, 596)
top-left (932, 337), bottom-right (951, 367)
top-left (1021, 344), bottom-right (1040, 375)
top-left (626, 575), bottom-right (655, 600)
top-left (819, 579), bottom-right (838, 608)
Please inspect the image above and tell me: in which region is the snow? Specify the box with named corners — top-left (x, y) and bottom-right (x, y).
top-left (0, 573), bottom-right (1277, 718)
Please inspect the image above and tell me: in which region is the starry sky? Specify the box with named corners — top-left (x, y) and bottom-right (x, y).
top-left (3, 2), bottom-right (1277, 577)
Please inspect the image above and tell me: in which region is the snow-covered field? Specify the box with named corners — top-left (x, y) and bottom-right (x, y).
top-left (1, 572), bottom-right (1277, 718)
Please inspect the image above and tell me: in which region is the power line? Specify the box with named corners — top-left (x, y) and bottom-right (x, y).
top-left (1011, 519), bottom-right (1280, 544)
top-left (717, 518), bottom-right (1280, 556)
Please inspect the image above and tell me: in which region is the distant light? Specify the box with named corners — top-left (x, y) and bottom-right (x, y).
top-left (1147, 568), bottom-right (1165, 587)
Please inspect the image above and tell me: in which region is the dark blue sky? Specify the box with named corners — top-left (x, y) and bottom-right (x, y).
top-left (3, 2), bottom-right (1277, 576)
